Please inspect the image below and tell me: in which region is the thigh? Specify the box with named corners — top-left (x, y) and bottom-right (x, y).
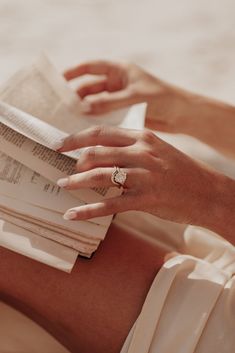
top-left (0, 223), bottom-right (165, 353)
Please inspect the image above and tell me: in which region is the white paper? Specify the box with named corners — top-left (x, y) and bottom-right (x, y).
top-left (0, 54), bottom-right (146, 271)
top-left (0, 219), bottom-right (78, 273)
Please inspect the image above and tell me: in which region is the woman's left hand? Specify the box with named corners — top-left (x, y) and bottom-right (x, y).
top-left (57, 125), bottom-right (222, 227)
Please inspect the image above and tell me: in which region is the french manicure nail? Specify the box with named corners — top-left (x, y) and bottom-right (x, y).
top-left (57, 178), bottom-right (69, 188)
top-left (63, 210), bottom-right (77, 220)
top-left (81, 101), bottom-right (91, 113)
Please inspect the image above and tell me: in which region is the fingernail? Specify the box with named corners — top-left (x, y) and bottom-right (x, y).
top-left (81, 101), bottom-right (91, 113)
top-left (63, 210), bottom-right (77, 220)
top-left (57, 178), bottom-right (69, 188)
top-left (53, 138), bottom-right (65, 151)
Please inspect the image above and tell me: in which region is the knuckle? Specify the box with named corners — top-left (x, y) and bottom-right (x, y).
top-left (92, 169), bottom-right (105, 183)
top-left (89, 125), bottom-right (106, 139)
top-left (158, 159), bottom-right (169, 174)
top-left (132, 145), bottom-right (150, 160)
top-left (83, 208), bottom-right (95, 219)
top-left (78, 86), bottom-right (87, 97)
top-left (83, 147), bottom-right (97, 161)
top-left (66, 133), bottom-right (79, 147)
top-left (82, 63), bottom-right (89, 72)
top-left (131, 145), bottom-right (156, 166)
top-left (87, 147), bottom-right (97, 159)
top-left (140, 150), bottom-right (151, 161)
top-left (139, 130), bottom-right (156, 144)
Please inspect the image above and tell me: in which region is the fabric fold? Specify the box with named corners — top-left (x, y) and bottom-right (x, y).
top-left (122, 251), bottom-right (232, 353)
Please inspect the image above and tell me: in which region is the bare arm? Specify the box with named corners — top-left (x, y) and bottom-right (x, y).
top-left (64, 60), bottom-right (235, 159)
top-left (58, 126), bottom-right (235, 246)
top-left (149, 85), bottom-right (235, 160)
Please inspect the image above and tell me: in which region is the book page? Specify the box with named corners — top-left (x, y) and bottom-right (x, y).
top-left (0, 208), bottom-right (98, 255)
top-left (0, 100), bottom-right (81, 159)
top-left (0, 54), bottom-right (82, 132)
top-left (0, 193), bottom-right (107, 241)
top-left (0, 55), bottom-right (146, 269)
top-left (1, 206), bottom-right (99, 256)
top-left (0, 218), bottom-right (79, 273)
top-left (0, 116), bottom-right (117, 226)
top-left (0, 100), bottom-right (68, 150)
top-left (0, 55), bottom-right (145, 227)
top-left (0, 54), bottom-right (146, 134)
top-left (0, 151), bottom-right (111, 228)
top-left (0, 152), bottom-right (84, 212)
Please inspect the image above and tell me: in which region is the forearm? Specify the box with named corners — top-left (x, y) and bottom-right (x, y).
top-left (194, 167), bottom-right (235, 245)
top-left (66, 59), bottom-right (235, 158)
top-left (146, 82), bottom-right (235, 159)
top-left (181, 92), bottom-right (235, 159)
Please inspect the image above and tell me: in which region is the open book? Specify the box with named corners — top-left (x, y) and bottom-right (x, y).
top-left (0, 55), bottom-right (146, 272)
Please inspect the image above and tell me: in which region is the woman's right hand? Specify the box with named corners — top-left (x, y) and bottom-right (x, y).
top-left (64, 60), bottom-right (190, 133)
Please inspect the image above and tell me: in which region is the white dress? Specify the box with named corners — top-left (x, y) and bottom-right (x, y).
top-left (115, 131), bottom-right (235, 353)
top-left (119, 225), bottom-right (235, 353)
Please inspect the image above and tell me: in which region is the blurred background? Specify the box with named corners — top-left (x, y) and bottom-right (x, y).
top-left (0, 0), bottom-right (235, 103)
top-left (1, 1), bottom-right (235, 352)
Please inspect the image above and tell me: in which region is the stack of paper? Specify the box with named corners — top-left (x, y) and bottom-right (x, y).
top-left (0, 55), bottom-right (146, 272)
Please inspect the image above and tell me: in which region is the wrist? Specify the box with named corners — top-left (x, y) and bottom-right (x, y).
top-left (167, 87), bottom-right (207, 135)
top-left (179, 93), bottom-right (235, 152)
top-left (145, 81), bottom-right (194, 132)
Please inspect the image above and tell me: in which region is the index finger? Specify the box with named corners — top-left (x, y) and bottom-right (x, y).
top-left (58, 125), bottom-right (138, 152)
top-left (64, 60), bottom-right (115, 81)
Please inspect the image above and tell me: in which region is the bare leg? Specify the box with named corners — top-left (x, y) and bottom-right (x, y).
top-left (0, 223), bottom-right (165, 353)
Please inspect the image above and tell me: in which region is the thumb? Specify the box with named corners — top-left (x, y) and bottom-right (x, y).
top-left (81, 90), bottom-right (139, 115)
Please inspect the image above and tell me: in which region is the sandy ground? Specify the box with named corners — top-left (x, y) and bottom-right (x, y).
top-left (0, 0), bottom-right (235, 352)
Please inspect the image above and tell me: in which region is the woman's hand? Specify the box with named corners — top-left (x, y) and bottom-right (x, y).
top-left (65, 60), bottom-right (235, 158)
top-left (64, 60), bottom-right (190, 133)
top-left (57, 125), bottom-right (228, 230)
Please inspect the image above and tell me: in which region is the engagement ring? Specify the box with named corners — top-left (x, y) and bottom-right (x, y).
top-left (111, 166), bottom-right (127, 188)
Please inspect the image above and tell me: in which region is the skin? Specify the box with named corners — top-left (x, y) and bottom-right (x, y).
top-left (53, 60), bottom-right (235, 245)
top-left (58, 125), bottom-right (235, 245)
top-left (57, 125), bottom-right (229, 228)
top-left (0, 223), bottom-right (165, 353)
top-left (1, 60), bottom-right (234, 352)
top-left (64, 60), bottom-right (235, 159)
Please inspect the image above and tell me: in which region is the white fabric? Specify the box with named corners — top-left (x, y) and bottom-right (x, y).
top-left (121, 226), bottom-right (235, 353)
top-left (117, 130), bottom-right (235, 353)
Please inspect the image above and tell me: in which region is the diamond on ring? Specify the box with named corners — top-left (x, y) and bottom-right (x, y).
top-left (111, 166), bottom-right (127, 188)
